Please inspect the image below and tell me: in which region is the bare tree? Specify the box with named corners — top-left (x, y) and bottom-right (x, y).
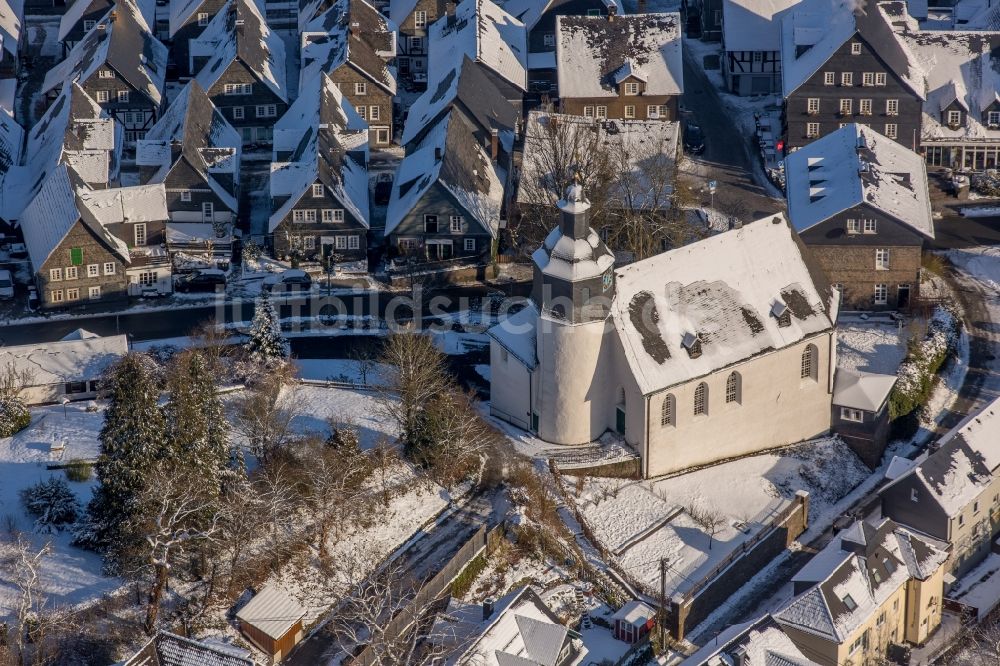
top-left (417, 390), bottom-right (499, 490)
top-left (129, 464), bottom-right (223, 634)
top-left (233, 363), bottom-right (297, 464)
top-left (687, 504), bottom-right (728, 551)
top-left (0, 362), bottom-right (34, 402)
top-left (217, 475), bottom-right (268, 595)
top-left (370, 437), bottom-right (401, 508)
top-left (376, 333), bottom-right (452, 450)
top-left (349, 344), bottom-right (379, 387)
top-left (256, 458), bottom-right (299, 538)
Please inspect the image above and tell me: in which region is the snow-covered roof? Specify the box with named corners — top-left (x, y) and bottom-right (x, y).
top-left (832, 369), bottom-right (896, 412)
top-left (60, 0), bottom-right (107, 42)
top-left (610, 214), bottom-right (836, 396)
top-left (498, 0), bottom-right (622, 31)
top-left (192, 0), bottom-right (288, 102)
top-left (517, 110), bottom-right (678, 211)
top-left (1, 83), bottom-right (119, 222)
top-left (0, 332), bottom-right (128, 387)
top-left (0, 0), bottom-right (23, 57)
top-left (487, 301), bottom-right (538, 369)
top-left (77, 183), bottom-right (168, 223)
top-left (298, 4), bottom-right (397, 95)
top-left (427, 0), bottom-right (527, 92)
top-left (882, 2), bottom-right (1000, 144)
top-left (0, 102), bottom-right (23, 173)
top-left (169, 0), bottom-right (223, 35)
top-left (779, 0), bottom-right (922, 98)
top-left (530, 186), bottom-right (616, 285)
top-left (235, 584), bottom-right (305, 641)
top-left (611, 600), bottom-right (656, 626)
top-left (785, 124), bottom-right (934, 239)
top-left (775, 518), bottom-right (946, 643)
top-left (556, 13), bottom-right (682, 99)
top-left (269, 74), bottom-right (370, 231)
top-left (386, 110), bottom-right (504, 238)
top-left (683, 615), bottom-right (821, 666)
top-left (124, 631), bottom-right (254, 666)
top-left (299, 0), bottom-right (395, 54)
top-left (43, 0), bottom-right (167, 106)
top-left (166, 222), bottom-right (231, 244)
top-left (402, 55), bottom-right (519, 151)
top-left (19, 165), bottom-right (131, 269)
top-left (136, 81), bottom-right (241, 211)
top-left (722, 0), bottom-right (798, 53)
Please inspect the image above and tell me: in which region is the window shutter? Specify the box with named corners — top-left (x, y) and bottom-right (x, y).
top-left (70, 247), bottom-right (83, 265)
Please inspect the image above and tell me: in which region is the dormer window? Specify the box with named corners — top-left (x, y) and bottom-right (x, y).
top-left (772, 301), bottom-right (791, 327)
top-left (682, 332), bottom-right (702, 359)
top-left (947, 110), bottom-right (962, 127)
top-left (623, 82), bottom-right (639, 95)
top-left (842, 594), bottom-right (857, 611)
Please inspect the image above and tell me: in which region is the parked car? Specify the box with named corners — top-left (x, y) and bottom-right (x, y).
top-left (263, 269), bottom-right (312, 293)
top-left (684, 123), bottom-right (706, 155)
top-left (0, 269), bottom-right (13, 299)
top-left (174, 268), bottom-right (227, 293)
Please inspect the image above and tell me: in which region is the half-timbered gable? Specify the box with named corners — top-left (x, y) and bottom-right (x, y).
top-left (42, 0), bottom-right (167, 145)
top-left (192, 0), bottom-right (289, 145)
top-left (135, 80), bottom-right (241, 225)
top-left (721, 0), bottom-right (796, 95)
top-left (556, 13), bottom-right (682, 121)
top-left (269, 74), bottom-right (370, 268)
top-left (390, 0), bottom-right (454, 79)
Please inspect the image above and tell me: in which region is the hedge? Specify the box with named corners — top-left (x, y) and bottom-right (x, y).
top-left (0, 397), bottom-right (30, 438)
top-left (889, 306), bottom-right (961, 423)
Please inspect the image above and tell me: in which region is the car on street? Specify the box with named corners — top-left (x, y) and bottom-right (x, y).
top-left (262, 269), bottom-right (312, 293)
top-left (174, 268), bottom-right (227, 293)
top-left (684, 123), bottom-right (706, 155)
top-left (0, 269), bottom-right (13, 299)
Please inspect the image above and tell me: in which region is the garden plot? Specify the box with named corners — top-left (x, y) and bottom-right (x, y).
top-left (566, 437), bottom-right (870, 597)
top-left (836, 316), bottom-right (909, 375)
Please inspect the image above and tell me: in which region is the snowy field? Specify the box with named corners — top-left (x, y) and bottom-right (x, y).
top-left (836, 317), bottom-right (909, 375)
top-left (566, 437), bottom-right (870, 597)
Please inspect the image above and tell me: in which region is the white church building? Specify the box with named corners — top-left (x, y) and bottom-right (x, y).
top-left (488, 186), bottom-right (840, 478)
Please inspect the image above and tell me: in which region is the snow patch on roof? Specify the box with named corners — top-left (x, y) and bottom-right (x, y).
top-left (428, 0), bottom-right (528, 92)
top-left (722, 0), bottom-right (798, 53)
top-left (0, 332), bottom-right (128, 386)
top-left (235, 583), bottom-right (305, 641)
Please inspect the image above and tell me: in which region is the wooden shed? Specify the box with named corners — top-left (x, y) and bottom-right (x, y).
top-left (236, 584), bottom-right (306, 662)
top-left (612, 600), bottom-right (656, 643)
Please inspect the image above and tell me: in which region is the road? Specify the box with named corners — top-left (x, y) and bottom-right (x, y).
top-left (285, 494), bottom-right (496, 666)
top-left (0, 284), bottom-right (530, 346)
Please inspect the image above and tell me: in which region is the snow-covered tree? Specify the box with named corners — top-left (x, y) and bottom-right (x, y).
top-left (20, 477), bottom-right (80, 532)
top-left (164, 350), bottom-right (236, 488)
top-left (233, 361), bottom-right (297, 464)
top-left (77, 354), bottom-right (166, 564)
top-left (376, 333), bottom-right (451, 450)
top-left (245, 292), bottom-right (288, 366)
top-left (0, 361), bottom-right (33, 437)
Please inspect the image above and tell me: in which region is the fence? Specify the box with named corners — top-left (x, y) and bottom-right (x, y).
top-left (347, 522), bottom-right (506, 666)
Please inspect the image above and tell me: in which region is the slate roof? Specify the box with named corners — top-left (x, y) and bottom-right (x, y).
top-left (268, 74), bottom-right (370, 230)
top-left (721, 0), bottom-right (798, 53)
top-left (299, 1), bottom-right (397, 95)
top-left (299, 0), bottom-right (395, 55)
top-left (1, 82), bottom-right (119, 222)
top-left (784, 123), bottom-right (934, 239)
top-left (610, 214), bottom-right (836, 396)
top-left (556, 12), bottom-right (682, 98)
top-left (0, 103), bottom-right (23, 173)
top-left (775, 518), bottom-right (946, 643)
top-left (882, 2), bottom-right (1000, 144)
top-left (135, 80), bottom-right (241, 211)
top-left (0, 332), bottom-right (128, 387)
top-left (235, 584), bottom-right (306, 641)
top-left (780, 0), bottom-right (922, 98)
top-left (42, 0), bottom-right (167, 105)
top-left (0, 0), bottom-right (23, 57)
top-left (682, 615), bottom-right (821, 666)
top-left (59, 0), bottom-right (110, 42)
top-left (498, 0), bottom-right (622, 31)
top-left (402, 55), bottom-right (519, 150)
top-left (386, 109), bottom-right (505, 237)
top-left (427, 0), bottom-right (528, 92)
top-left (77, 183), bottom-right (168, 223)
top-left (832, 369), bottom-right (896, 412)
top-left (192, 0), bottom-right (288, 101)
top-left (517, 110), bottom-right (679, 211)
top-left (124, 631), bottom-right (254, 666)
top-left (19, 165), bottom-right (130, 273)
top-left (169, 0), bottom-right (216, 36)
top-left (487, 301), bottom-right (538, 369)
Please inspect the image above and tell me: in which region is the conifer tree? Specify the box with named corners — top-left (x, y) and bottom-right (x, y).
top-left (76, 354), bottom-right (166, 566)
top-left (245, 292), bottom-right (288, 366)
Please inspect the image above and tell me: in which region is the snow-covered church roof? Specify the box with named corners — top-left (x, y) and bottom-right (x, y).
top-left (556, 12), bottom-right (682, 99)
top-left (610, 214), bottom-right (836, 396)
top-left (785, 123), bottom-right (934, 239)
top-left (427, 0), bottom-right (528, 92)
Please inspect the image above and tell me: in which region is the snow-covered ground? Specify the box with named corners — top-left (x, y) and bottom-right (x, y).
top-left (836, 316), bottom-right (909, 375)
top-left (566, 437), bottom-right (870, 598)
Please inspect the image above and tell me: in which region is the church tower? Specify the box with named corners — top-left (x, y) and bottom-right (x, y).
top-left (531, 181), bottom-right (618, 445)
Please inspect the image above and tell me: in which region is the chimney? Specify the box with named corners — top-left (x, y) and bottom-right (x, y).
top-left (349, 20), bottom-right (361, 39)
top-left (489, 128), bottom-right (498, 162)
top-left (607, 3), bottom-right (617, 19)
top-left (482, 598), bottom-right (495, 620)
top-left (109, 9), bottom-right (118, 21)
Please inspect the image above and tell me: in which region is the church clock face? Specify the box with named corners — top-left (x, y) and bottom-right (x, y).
top-left (602, 269), bottom-right (613, 292)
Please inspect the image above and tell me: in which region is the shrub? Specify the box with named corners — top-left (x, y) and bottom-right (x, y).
top-left (971, 170), bottom-right (1000, 197)
top-left (0, 396), bottom-right (30, 437)
top-left (20, 477), bottom-right (80, 532)
top-left (889, 306), bottom-right (961, 421)
top-left (451, 552), bottom-right (489, 599)
top-left (64, 459), bottom-right (93, 482)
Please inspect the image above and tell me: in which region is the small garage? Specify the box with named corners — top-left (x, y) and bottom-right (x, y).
top-left (235, 584), bottom-right (306, 662)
